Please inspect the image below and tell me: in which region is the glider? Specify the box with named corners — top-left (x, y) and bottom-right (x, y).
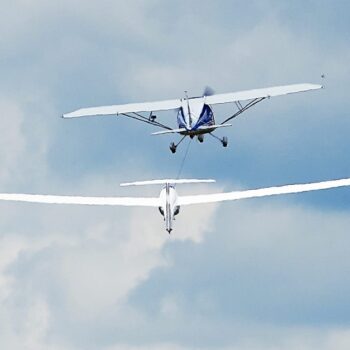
top-left (63, 83), bottom-right (322, 153)
top-left (0, 177), bottom-right (348, 233)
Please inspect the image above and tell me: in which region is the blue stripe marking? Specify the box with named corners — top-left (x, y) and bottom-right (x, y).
top-left (177, 107), bottom-right (188, 129)
top-left (192, 105), bottom-right (215, 130)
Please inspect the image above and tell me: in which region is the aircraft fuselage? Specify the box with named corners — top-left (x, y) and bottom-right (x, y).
top-left (159, 184), bottom-right (179, 233)
top-left (177, 99), bottom-right (215, 132)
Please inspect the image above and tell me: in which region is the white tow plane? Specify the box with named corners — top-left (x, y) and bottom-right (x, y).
top-left (63, 83), bottom-right (323, 153)
top-left (0, 177), bottom-right (349, 233)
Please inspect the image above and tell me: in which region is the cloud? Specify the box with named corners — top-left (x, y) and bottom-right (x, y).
top-left (0, 100), bottom-right (26, 185)
top-left (0, 177), bottom-right (218, 349)
top-left (0, 1), bottom-right (349, 349)
top-left (113, 199), bottom-right (350, 348)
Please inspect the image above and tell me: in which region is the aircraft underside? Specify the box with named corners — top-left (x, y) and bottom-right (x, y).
top-left (62, 82), bottom-right (323, 154)
top-left (170, 127), bottom-right (228, 153)
top-left (168, 104), bottom-right (228, 153)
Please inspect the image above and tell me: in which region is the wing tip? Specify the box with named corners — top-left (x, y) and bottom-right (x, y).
top-left (62, 112), bottom-right (75, 118)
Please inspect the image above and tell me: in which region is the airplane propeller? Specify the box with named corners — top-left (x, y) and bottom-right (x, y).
top-left (202, 86), bottom-right (215, 97)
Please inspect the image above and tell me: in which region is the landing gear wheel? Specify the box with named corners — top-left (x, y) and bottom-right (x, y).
top-left (170, 142), bottom-right (177, 154)
top-left (222, 136), bottom-right (228, 148)
top-left (198, 134), bottom-right (204, 143)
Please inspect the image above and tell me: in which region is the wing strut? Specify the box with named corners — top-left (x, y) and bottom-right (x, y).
top-left (220, 97), bottom-right (266, 125)
top-left (121, 112), bottom-right (173, 131)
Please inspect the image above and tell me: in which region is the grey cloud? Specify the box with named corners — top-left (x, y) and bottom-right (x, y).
top-left (121, 200), bottom-right (350, 348)
top-left (0, 1), bottom-right (350, 349)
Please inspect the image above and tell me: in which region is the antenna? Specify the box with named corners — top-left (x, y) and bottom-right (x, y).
top-left (184, 90), bottom-right (192, 127)
top-left (321, 73), bottom-right (326, 89)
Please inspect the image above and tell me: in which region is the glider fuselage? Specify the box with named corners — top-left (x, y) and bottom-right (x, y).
top-left (159, 184), bottom-right (179, 233)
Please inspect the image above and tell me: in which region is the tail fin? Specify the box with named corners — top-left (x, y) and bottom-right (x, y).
top-left (120, 179), bottom-right (215, 187)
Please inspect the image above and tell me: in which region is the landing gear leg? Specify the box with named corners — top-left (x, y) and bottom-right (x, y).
top-left (209, 133), bottom-right (228, 148)
top-left (170, 142), bottom-right (177, 153)
top-left (169, 135), bottom-right (186, 154)
top-left (198, 134), bottom-right (204, 143)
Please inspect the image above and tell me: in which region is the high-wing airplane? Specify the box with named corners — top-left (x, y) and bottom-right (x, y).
top-left (63, 83), bottom-right (323, 153)
top-left (0, 177), bottom-right (348, 233)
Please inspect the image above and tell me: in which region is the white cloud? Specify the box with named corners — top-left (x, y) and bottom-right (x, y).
top-left (0, 1), bottom-right (349, 349)
top-left (0, 235), bottom-right (25, 301)
top-left (0, 177), bottom-right (219, 349)
top-left (0, 100), bottom-right (26, 184)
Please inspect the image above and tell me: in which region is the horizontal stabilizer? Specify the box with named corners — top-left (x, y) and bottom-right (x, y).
top-left (120, 179), bottom-right (215, 187)
top-left (152, 128), bottom-right (187, 135)
top-left (197, 123), bottom-right (232, 130)
top-left (152, 124), bottom-right (232, 135)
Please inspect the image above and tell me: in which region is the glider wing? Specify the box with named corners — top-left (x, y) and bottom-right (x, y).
top-left (177, 178), bottom-right (350, 206)
top-left (0, 193), bottom-right (161, 207)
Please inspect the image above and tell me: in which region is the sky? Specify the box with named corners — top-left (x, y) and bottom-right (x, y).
top-left (0, 0), bottom-right (350, 349)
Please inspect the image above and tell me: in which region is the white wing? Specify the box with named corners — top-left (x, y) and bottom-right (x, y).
top-left (0, 193), bottom-right (160, 207)
top-left (120, 179), bottom-right (215, 187)
top-left (62, 83), bottom-right (322, 118)
top-left (204, 83), bottom-right (322, 105)
top-left (177, 178), bottom-right (350, 206)
top-left (63, 99), bottom-right (181, 118)
top-left (151, 128), bottom-right (188, 135)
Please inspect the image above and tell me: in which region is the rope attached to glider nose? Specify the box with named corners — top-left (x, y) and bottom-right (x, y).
top-left (176, 138), bottom-right (192, 181)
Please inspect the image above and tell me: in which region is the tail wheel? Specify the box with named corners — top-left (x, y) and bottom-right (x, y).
top-left (222, 137), bottom-right (228, 147)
